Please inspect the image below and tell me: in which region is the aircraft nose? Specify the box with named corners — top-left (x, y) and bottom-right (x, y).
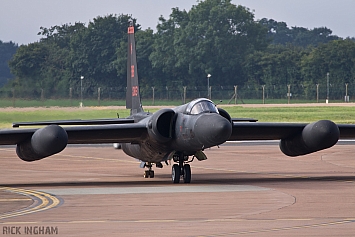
top-left (195, 114), bottom-right (232, 147)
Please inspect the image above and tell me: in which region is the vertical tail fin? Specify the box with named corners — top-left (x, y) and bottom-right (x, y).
top-left (126, 23), bottom-right (143, 115)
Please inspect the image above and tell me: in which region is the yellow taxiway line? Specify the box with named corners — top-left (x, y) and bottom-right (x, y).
top-left (0, 187), bottom-right (61, 220)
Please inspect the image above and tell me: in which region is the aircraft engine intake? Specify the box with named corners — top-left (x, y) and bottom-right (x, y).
top-left (148, 109), bottom-right (175, 143)
top-left (280, 120), bottom-right (339, 157)
top-left (16, 125), bottom-right (68, 162)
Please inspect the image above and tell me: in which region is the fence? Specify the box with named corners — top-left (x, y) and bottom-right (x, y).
top-left (0, 83), bottom-right (354, 106)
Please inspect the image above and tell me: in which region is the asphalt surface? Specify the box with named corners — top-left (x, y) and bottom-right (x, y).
top-left (1, 143), bottom-right (355, 236)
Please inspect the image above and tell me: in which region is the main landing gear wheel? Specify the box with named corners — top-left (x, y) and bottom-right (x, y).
top-left (172, 164), bottom-right (180, 183)
top-left (183, 164), bottom-right (191, 183)
top-left (171, 153), bottom-right (191, 184)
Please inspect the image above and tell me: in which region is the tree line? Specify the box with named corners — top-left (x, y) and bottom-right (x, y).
top-left (2, 0), bottom-right (355, 100)
top-left (0, 41), bottom-right (18, 87)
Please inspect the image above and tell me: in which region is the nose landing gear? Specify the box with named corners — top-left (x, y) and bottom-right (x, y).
top-left (143, 163), bottom-right (155, 178)
top-left (142, 162), bottom-right (164, 178)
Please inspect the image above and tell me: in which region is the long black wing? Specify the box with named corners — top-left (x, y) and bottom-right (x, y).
top-left (0, 123), bottom-right (147, 145)
top-left (229, 122), bottom-right (306, 140)
top-left (2, 120), bottom-right (355, 146)
top-left (229, 122), bottom-right (355, 141)
top-left (337, 124), bottom-right (355, 139)
top-left (65, 124), bottom-right (147, 144)
top-left (12, 118), bottom-right (134, 128)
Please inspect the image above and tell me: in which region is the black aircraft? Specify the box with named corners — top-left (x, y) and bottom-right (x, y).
top-left (1, 24), bottom-right (355, 183)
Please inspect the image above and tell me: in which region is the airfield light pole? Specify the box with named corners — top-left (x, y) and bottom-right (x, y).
top-left (207, 74), bottom-right (211, 99)
top-left (152, 87), bottom-right (155, 105)
top-left (80, 76), bottom-right (84, 107)
top-left (345, 83), bottom-right (349, 102)
top-left (234, 85), bottom-right (238, 104)
top-left (326, 72), bottom-right (329, 104)
top-left (183, 86), bottom-right (187, 104)
top-left (262, 85), bottom-right (265, 104)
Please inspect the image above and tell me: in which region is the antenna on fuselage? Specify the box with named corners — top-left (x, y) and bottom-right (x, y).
top-left (216, 100), bottom-right (223, 106)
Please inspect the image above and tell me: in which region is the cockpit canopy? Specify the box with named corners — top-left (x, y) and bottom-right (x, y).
top-left (185, 99), bottom-right (219, 115)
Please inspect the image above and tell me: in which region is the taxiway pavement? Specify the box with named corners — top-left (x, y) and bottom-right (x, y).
top-left (1, 143), bottom-right (355, 236)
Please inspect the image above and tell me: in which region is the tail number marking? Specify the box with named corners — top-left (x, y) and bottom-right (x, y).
top-left (132, 86), bottom-right (138, 97)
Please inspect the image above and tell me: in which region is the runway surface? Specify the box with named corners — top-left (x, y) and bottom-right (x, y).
top-left (1, 143), bottom-right (355, 236)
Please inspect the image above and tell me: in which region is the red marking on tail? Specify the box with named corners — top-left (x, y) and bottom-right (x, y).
top-left (131, 65), bottom-right (135, 78)
top-left (128, 26), bottom-right (134, 34)
top-left (132, 86), bottom-right (138, 96)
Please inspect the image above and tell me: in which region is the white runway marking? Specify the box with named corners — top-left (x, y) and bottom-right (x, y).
top-left (39, 185), bottom-right (270, 195)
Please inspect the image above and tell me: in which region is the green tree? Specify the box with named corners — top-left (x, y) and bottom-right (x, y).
top-left (244, 44), bottom-right (307, 99)
top-left (136, 29), bottom-right (159, 94)
top-left (36, 23), bottom-right (86, 97)
top-left (259, 18), bottom-right (292, 45)
top-left (8, 1), bottom-right (353, 101)
top-left (8, 41), bottom-right (70, 98)
top-left (301, 39), bottom-right (355, 99)
top-left (260, 18), bottom-right (340, 47)
top-left (9, 42), bottom-right (47, 96)
top-left (69, 14), bottom-right (137, 95)
top-left (151, 0), bottom-right (269, 89)
top-left (0, 41), bottom-right (18, 87)
top-left (292, 26), bottom-right (340, 47)
top-left (38, 22), bottom-right (86, 48)
top-left (9, 14), bottom-right (137, 99)
top-left (149, 8), bottom-right (189, 88)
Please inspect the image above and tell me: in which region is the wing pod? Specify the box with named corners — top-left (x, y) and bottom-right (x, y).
top-left (16, 125), bottom-right (68, 162)
top-left (147, 109), bottom-right (175, 143)
top-left (280, 120), bottom-right (339, 157)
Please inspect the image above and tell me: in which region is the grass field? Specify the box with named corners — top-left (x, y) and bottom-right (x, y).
top-left (0, 104), bottom-right (354, 128)
top-left (222, 106), bottom-right (355, 124)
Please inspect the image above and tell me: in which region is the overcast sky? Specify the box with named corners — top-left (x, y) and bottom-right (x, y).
top-left (1, 0), bottom-right (354, 45)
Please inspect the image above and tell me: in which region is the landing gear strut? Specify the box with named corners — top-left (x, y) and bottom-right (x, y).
top-left (143, 163), bottom-right (154, 178)
top-left (142, 162), bottom-right (164, 178)
top-left (172, 153), bottom-right (192, 183)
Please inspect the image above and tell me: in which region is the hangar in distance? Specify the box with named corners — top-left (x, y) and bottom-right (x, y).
top-left (1, 23), bottom-right (355, 183)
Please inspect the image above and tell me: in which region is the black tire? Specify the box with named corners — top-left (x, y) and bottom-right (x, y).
top-left (172, 164), bottom-right (180, 183)
top-left (144, 170), bottom-right (150, 178)
top-left (149, 170), bottom-right (155, 178)
top-left (183, 164), bottom-right (191, 183)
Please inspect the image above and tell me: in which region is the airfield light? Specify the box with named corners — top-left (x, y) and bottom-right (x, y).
top-left (345, 83), bottom-right (349, 102)
top-left (207, 74), bottom-right (211, 99)
top-left (80, 76), bottom-right (84, 107)
top-left (326, 72), bottom-right (329, 104)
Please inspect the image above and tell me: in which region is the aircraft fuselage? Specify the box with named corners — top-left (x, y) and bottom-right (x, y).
top-left (121, 100), bottom-right (232, 163)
